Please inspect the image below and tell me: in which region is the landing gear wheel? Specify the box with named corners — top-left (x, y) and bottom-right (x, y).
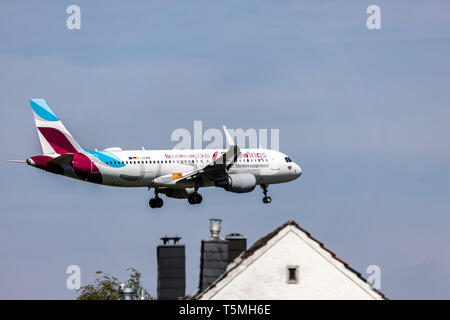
top-left (148, 188), bottom-right (164, 209)
top-left (188, 195), bottom-right (195, 205)
top-left (263, 196), bottom-right (272, 204)
top-left (188, 193), bottom-right (202, 205)
top-left (149, 196), bottom-right (164, 208)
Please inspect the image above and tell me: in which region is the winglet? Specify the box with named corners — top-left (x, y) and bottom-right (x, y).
top-left (222, 125), bottom-right (235, 147)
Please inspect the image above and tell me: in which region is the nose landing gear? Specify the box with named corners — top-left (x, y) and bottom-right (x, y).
top-left (261, 184), bottom-right (272, 204)
top-left (149, 189), bottom-right (164, 208)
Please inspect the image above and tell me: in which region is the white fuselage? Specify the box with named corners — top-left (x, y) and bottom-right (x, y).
top-left (86, 148), bottom-right (301, 188)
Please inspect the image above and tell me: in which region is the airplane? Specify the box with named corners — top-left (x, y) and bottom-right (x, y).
top-left (7, 99), bottom-right (302, 208)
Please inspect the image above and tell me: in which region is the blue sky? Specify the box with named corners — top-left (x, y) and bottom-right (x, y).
top-left (0, 1), bottom-right (449, 299)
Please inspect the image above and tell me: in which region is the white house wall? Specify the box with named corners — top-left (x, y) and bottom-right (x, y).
top-left (200, 226), bottom-right (383, 300)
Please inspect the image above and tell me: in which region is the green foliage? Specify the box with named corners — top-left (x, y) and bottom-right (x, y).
top-left (76, 267), bottom-right (153, 300)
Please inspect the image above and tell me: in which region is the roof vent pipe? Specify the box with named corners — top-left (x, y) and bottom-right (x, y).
top-left (210, 218), bottom-right (222, 239)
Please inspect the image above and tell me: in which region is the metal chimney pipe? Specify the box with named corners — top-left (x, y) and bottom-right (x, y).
top-left (210, 218), bottom-right (222, 239)
top-left (122, 287), bottom-right (137, 300)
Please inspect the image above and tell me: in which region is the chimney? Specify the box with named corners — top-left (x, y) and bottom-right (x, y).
top-left (157, 236), bottom-right (185, 300)
top-left (225, 233), bottom-right (247, 263)
top-left (198, 219), bottom-right (229, 292)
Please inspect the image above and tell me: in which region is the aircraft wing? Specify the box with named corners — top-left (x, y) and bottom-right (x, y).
top-left (181, 126), bottom-right (240, 182)
top-left (153, 126), bottom-right (240, 186)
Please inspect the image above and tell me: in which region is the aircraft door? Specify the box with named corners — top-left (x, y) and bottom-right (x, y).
top-left (270, 157), bottom-right (280, 172)
top-left (145, 160), bottom-right (157, 179)
top-left (89, 154), bottom-right (100, 173)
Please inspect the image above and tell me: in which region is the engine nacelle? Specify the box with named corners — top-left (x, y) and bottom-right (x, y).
top-left (215, 173), bottom-right (257, 193)
top-left (158, 188), bottom-right (195, 199)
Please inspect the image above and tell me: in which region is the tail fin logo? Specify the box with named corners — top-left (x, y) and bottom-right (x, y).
top-left (30, 99), bottom-right (59, 122)
top-left (29, 99), bottom-right (83, 154)
top-left (37, 127), bottom-right (78, 154)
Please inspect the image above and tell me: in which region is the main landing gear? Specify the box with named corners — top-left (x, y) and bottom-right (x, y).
top-left (188, 192), bottom-right (203, 205)
top-left (261, 184), bottom-right (272, 204)
top-left (149, 189), bottom-right (164, 208)
top-left (188, 180), bottom-right (203, 205)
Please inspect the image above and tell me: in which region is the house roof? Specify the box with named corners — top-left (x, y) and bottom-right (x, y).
top-left (193, 220), bottom-right (387, 300)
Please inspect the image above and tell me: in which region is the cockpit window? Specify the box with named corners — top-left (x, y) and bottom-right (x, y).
top-left (285, 157), bottom-right (292, 163)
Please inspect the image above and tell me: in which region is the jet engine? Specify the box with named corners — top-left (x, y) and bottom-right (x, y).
top-left (215, 173), bottom-right (257, 193)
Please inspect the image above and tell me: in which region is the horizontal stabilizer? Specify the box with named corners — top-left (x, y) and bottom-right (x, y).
top-left (4, 160), bottom-right (26, 163)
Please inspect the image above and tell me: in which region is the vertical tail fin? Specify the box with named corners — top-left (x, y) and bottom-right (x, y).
top-left (29, 99), bottom-right (82, 155)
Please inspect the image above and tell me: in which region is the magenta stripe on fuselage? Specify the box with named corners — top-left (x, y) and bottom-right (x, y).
top-left (38, 127), bottom-right (78, 154)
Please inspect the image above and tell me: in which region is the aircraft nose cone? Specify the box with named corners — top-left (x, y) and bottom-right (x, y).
top-left (290, 163), bottom-right (302, 179)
